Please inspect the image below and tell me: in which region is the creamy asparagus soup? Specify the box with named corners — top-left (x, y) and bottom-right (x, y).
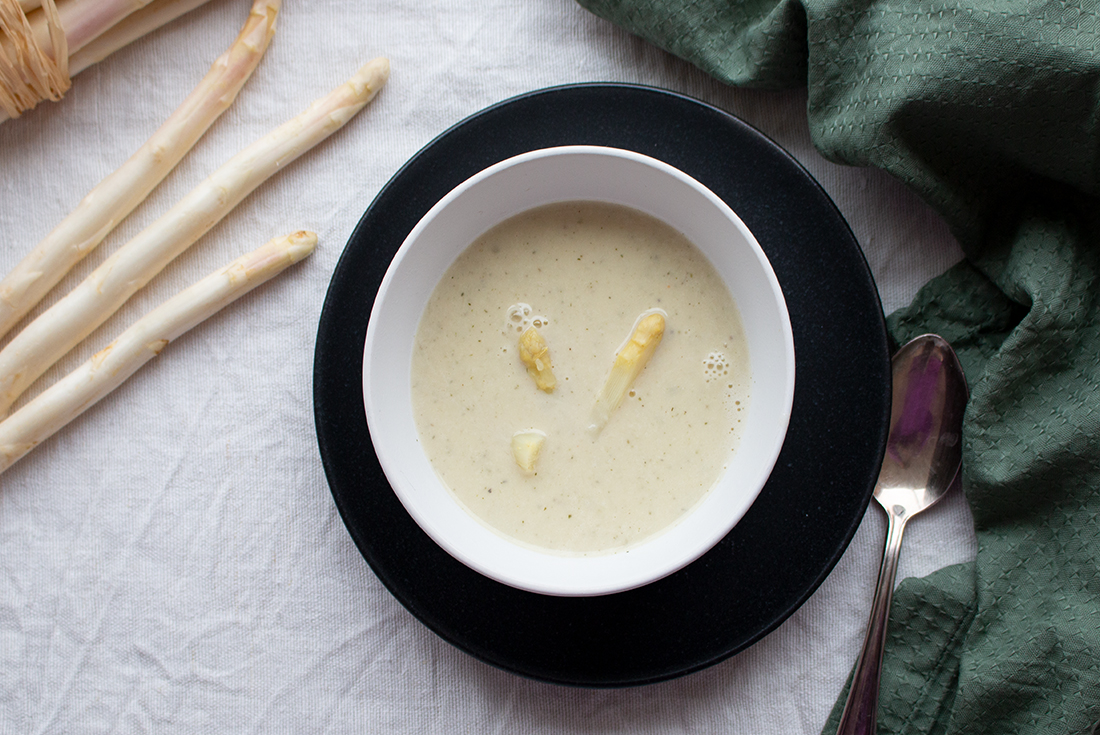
top-left (410, 201), bottom-right (751, 554)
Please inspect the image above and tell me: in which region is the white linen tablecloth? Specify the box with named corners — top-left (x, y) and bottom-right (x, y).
top-left (1, 1), bottom-right (975, 731)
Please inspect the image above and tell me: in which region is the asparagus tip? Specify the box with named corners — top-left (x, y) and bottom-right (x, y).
top-left (286, 230), bottom-right (318, 262)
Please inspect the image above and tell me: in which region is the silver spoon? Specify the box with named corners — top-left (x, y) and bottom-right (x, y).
top-left (835, 333), bottom-right (969, 735)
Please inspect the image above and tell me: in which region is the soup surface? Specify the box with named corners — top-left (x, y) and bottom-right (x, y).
top-left (410, 202), bottom-right (751, 553)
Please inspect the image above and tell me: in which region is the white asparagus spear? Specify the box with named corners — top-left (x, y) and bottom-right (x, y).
top-left (0, 57), bottom-right (388, 416)
top-left (68, 0), bottom-right (218, 75)
top-left (0, 0), bottom-right (218, 123)
top-left (19, 0), bottom-right (155, 59)
top-left (0, 0), bottom-right (279, 339)
top-left (2, 0), bottom-right (151, 117)
top-left (0, 230), bottom-right (317, 475)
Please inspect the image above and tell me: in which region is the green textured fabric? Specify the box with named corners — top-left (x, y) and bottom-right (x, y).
top-left (576, 0), bottom-right (1100, 732)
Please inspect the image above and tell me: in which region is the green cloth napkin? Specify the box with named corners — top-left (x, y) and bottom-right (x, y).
top-left (576, 0), bottom-right (1100, 731)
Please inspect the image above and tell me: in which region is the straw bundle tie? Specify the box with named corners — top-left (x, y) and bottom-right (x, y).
top-left (0, 0), bottom-right (69, 119)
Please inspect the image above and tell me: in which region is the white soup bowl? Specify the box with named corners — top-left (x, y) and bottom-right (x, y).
top-left (363, 146), bottom-right (795, 597)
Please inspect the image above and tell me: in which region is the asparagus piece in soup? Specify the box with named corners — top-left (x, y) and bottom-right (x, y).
top-left (590, 309), bottom-right (666, 433)
top-left (518, 326), bottom-right (556, 392)
top-left (511, 429), bottom-right (546, 473)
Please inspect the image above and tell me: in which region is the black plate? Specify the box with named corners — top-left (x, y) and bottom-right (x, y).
top-left (314, 84), bottom-right (890, 687)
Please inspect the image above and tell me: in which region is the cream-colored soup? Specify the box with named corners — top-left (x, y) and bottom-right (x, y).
top-left (410, 202), bottom-right (750, 554)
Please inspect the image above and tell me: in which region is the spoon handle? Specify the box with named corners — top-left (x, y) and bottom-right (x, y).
top-left (835, 510), bottom-right (908, 735)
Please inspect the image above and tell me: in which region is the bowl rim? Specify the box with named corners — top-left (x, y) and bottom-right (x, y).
top-left (362, 144), bottom-right (796, 596)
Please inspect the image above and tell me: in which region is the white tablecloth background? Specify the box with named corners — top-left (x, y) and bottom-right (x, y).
top-left (1, 1), bottom-right (975, 731)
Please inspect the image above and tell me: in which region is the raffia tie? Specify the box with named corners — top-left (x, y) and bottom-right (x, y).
top-left (0, 0), bottom-right (70, 119)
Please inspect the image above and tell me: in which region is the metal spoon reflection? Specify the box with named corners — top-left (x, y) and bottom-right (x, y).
top-left (834, 334), bottom-right (969, 735)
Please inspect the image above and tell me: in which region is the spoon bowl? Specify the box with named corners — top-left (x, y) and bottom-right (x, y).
top-left (835, 333), bottom-right (968, 735)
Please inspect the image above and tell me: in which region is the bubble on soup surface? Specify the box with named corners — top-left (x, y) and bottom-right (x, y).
top-left (702, 351), bottom-right (728, 382)
top-left (505, 303), bottom-right (532, 334)
top-left (504, 303), bottom-right (549, 335)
